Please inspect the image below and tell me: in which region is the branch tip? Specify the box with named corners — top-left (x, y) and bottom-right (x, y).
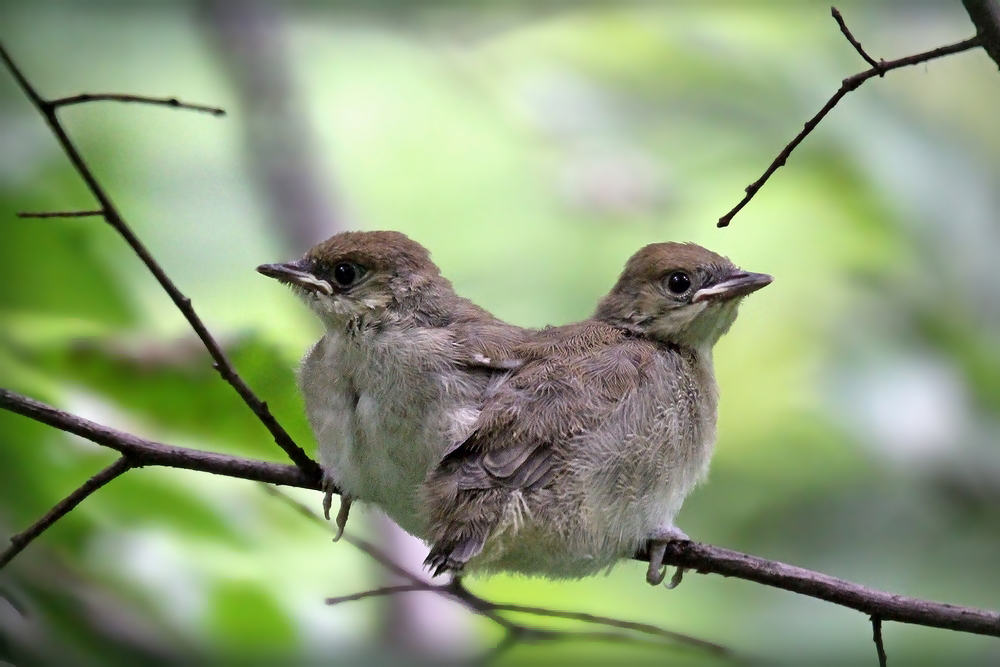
top-left (718, 35), bottom-right (978, 226)
top-left (831, 6), bottom-right (881, 68)
top-left (17, 210), bottom-right (104, 219)
top-left (0, 456), bottom-right (133, 569)
top-left (0, 41), bottom-right (316, 477)
top-left (49, 93), bottom-right (226, 116)
top-left (871, 616), bottom-right (887, 667)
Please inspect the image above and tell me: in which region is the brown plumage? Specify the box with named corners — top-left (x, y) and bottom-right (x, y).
top-left (258, 231), bottom-right (525, 540)
top-left (259, 233), bottom-right (771, 583)
top-left (422, 242), bottom-right (771, 580)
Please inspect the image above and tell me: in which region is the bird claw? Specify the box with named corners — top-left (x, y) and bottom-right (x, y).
top-left (321, 475), bottom-right (351, 542)
top-left (646, 541), bottom-right (669, 585)
top-left (645, 527), bottom-right (689, 589)
top-left (322, 478), bottom-right (335, 522)
top-left (332, 495), bottom-right (352, 542)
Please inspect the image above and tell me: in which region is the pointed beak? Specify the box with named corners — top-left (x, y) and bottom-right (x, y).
top-left (692, 271), bottom-right (772, 303)
top-left (256, 260), bottom-right (333, 296)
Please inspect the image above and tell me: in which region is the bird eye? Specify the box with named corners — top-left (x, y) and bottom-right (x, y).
top-left (666, 271), bottom-right (691, 295)
top-left (333, 262), bottom-right (363, 287)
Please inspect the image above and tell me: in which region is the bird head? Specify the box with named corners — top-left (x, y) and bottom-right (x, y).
top-left (594, 242), bottom-right (771, 349)
top-left (257, 230), bottom-right (447, 329)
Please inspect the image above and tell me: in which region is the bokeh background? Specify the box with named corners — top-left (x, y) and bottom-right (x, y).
top-left (2, 1), bottom-right (999, 664)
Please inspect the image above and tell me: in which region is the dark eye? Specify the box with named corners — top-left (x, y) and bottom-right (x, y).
top-left (666, 271), bottom-right (691, 294)
top-left (333, 262), bottom-right (361, 287)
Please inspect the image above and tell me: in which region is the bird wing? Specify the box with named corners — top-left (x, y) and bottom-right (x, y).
top-left (423, 322), bottom-right (656, 574)
top-left (450, 320), bottom-right (529, 371)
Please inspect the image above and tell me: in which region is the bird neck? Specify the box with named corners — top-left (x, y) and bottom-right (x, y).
top-left (596, 300), bottom-right (740, 354)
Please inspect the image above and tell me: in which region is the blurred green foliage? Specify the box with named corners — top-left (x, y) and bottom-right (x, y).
top-left (1, 1), bottom-right (999, 664)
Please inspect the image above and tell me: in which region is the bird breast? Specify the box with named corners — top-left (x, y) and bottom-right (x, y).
top-left (298, 325), bottom-right (486, 538)
top-left (564, 346), bottom-right (719, 562)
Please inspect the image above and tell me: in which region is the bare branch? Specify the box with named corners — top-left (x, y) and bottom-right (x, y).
top-left (0, 41), bottom-right (321, 481)
top-left (262, 485), bottom-right (721, 653)
top-left (325, 584), bottom-right (431, 606)
top-left (48, 93), bottom-right (225, 116)
top-left (831, 7), bottom-right (881, 69)
top-left (0, 389), bottom-right (315, 492)
top-left (17, 210), bottom-right (104, 219)
top-left (488, 602), bottom-right (726, 655)
top-left (0, 456), bottom-right (132, 568)
top-left (871, 616), bottom-right (888, 667)
top-left (3, 388), bottom-right (999, 641)
top-left (643, 540), bottom-right (1000, 637)
top-left (717, 34), bottom-right (980, 227)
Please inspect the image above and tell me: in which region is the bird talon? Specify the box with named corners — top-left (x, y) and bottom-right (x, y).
top-left (322, 485), bottom-right (334, 522)
top-left (646, 531), bottom-right (688, 589)
top-left (664, 566), bottom-right (685, 590)
top-left (646, 541), bottom-right (669, 586)
top-left (332, 495), bottom-right (352, 542)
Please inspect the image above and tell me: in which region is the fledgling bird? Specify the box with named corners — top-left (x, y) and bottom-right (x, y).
top-left (257, 231), bottom-right (525, 539)
top-left (421, 242), bottom-right (771, 585)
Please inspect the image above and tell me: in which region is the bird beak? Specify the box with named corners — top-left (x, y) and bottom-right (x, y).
top-left (256, 260), bottom-right (333, 296)
top-left (692, 271), bottom-right (772, 303)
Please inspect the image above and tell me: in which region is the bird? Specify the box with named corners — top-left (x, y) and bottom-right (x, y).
top-left (257, 230), bottom-right (525, 541)
top-left (420, 241), bottom-right (771, 585)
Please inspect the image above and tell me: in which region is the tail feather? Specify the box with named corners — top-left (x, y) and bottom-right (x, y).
top-left (424, 532), bottom-right (489, 577)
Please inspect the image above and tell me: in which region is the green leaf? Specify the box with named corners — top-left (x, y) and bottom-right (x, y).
top-left (0, 206), bottom-right (135, 327)
top-left (27, 334), bottom-right (316, 462)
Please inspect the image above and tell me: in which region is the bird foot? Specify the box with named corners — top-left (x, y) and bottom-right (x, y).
top-left (332, 495), bottom-right (352, 542)
top-left (645, 526), bottom-right (689, 589)
top-left (321, 475), bottom-right (352, 542)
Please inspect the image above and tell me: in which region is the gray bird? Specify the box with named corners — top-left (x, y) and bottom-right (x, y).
top-left (421, 241), bottom-right (771, 584)
top-left (257, 230), bottom-right (525, 540)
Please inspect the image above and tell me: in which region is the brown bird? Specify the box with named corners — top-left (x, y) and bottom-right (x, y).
top-left (257, 231), bottom-right (525, 540)
top-left (421, 242), bottom-right (771, 585)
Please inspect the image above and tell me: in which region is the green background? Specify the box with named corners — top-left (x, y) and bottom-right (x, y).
top-left (1, 1), bottom-right (998, 664)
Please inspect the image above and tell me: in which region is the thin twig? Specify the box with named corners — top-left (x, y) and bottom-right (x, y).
top-left (524, 627), bottom-right (695, 651)
top-left (0, 456), bottom-right (133, 568)
top-left (48, 93), bottom-right (225, 116)
top-left (831, 7), bottom-right (881, 69)
top-left (4, 389), bottom-right (1000, 641)
top-left (488, 602), bottom-right (726, 655)
top-left (259, 484), bottom-right (521, 631)
top-left (871, 616), bottom-right (888, 667)
top-left (718, 35), bottom-right (980, 227)
top-left (17, 210), bottom-right (104, 219)
top-left (0, 41), bottom-right (321, 481)
top-left (262, 484), bottom-right (721, 652)
top-left (325, 584), bottom-right (433, 606)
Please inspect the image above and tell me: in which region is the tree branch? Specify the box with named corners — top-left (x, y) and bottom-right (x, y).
top-left (47, 93), bottom-right (225, 115)
top-left (0, 41), bottom-right (322, 482)
top-left (265, 485), bottom-right (725, 656)
top-left (963, 0), bottom-right (1000, 70)
top-left (0, 390), bottom-right (314, 491)
top-left (871, 616), bottom-right (887, 667)
top-left (641, 540), bottom-right (1000, 637)
top-left (717, 21), bottom-right (980, 227)
top-left (0, 456), bottom-right (133, 568)
top-left (3, 388), bottom-right (998, 642)
top-left (17, 210), bottom-right (104, 219)
top-left (830, 7), bottom-right (880, 69)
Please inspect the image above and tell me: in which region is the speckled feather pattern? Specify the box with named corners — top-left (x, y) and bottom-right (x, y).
top-left (278, 232), bottom-right (766, 580)
top-left (295, 231), bottom-right (525, 538)
top-left (422, 323), bottom-right (718, 577)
